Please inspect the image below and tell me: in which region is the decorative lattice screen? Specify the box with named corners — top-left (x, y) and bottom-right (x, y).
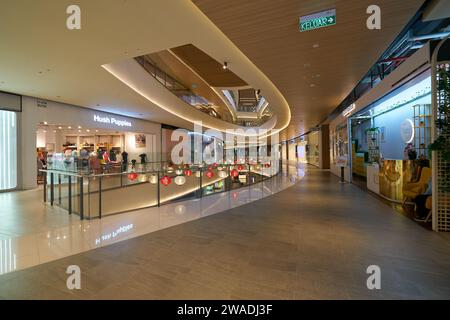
top-left (435, 63), bottom-right (450, 231)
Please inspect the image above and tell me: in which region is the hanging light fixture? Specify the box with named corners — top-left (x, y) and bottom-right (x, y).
top-left (160, 175), bottom-right (172, 186)
top-left (174, 176), bottom-right (186, 186)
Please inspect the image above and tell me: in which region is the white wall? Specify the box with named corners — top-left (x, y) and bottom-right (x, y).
top-left (124, 132), bottom-right (157, 163)
top-left (20, 96), bottom-right (161, 189)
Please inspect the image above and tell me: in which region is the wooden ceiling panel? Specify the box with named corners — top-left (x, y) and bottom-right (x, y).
top-left (193, 0), bottom-right (425, 138)
top-left (171, 44), bottom-right (248, 87)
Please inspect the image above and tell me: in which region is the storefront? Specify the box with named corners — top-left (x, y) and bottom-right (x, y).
top-left (283, 130), bottom-right (320, 167)
top-left (328, 42), bottom-right (436, 227)
top-left (329, 43), bottom-right (431, 185)
top-left (0, 92), bottom-right (21, 191)
top-left (350, 71), bottom-right (432, 201)
top-left (20, 96), bottom-right (161, 190)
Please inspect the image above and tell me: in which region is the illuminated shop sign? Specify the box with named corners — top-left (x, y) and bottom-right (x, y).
top-left (93, 114), bottom-right (132, 127)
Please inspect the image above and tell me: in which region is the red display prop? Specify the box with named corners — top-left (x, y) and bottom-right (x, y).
top-left (237, 164), bottom-right (244, 171)
top-left (205, 170), bottom-right (214, 179)
top-left (184, 169), bottom-right (193, 177)
top-left (264, 163), bottom-right (271, 168)
top-left (231, 169), bottom-right (239, 178)
top-left (160, 175), bottom-right (172, 186)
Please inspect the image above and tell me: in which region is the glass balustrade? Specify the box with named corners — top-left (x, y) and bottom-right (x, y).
top-left (40, 159), bottom-right (281, 220)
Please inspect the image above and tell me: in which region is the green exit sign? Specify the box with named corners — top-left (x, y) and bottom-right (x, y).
top-left (299, 9), bottom-right (336, 32)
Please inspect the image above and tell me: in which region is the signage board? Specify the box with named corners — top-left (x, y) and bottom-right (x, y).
top-left (93, 114), bottom-right (132, 127)
top-left (299, 9), bottom-right (336, 32)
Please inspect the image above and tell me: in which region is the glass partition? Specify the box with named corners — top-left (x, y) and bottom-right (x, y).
top-left (41, 158), bottom-right (281, 220)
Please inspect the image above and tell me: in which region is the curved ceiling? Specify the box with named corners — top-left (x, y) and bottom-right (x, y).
top-left (193, 0), bottom-right (425, 140)
top-left (0, 0), bottom-right (290, 136)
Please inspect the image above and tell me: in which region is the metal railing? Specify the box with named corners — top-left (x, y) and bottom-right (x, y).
top-left (40, 160), bottom-right (281, 220)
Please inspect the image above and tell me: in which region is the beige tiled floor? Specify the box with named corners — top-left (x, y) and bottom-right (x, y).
top-left (1, 164), bottom-right (449, 299)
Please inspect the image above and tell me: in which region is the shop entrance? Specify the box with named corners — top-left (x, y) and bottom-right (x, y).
top-left (36, 123), bottom-right (157, 184)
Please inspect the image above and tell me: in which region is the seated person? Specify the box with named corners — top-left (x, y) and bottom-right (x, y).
top-left (413, 177), bottom-right (432, 221)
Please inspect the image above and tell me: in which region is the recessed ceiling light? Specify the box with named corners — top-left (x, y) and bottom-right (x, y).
top-left (222, 62), bottom-right (228, 70)
top-left (86, 129), bottom-right (90, 132)
top-left (310, 84), bottom-right (316, 87)
top-left (43, 130), bottom-right (47, 133)
top-left (78, 130), bottom-right (82, 133)
top-left (68, 126), bottom-right (72, 129)
top-left (43, 121), bottom-right (48, 125)
top-left (58, 126), bottom-right (62, 129)
top-left (313, 44), bottom-right (320, 48)
top-left (78, 126), bottom-right (82, 129)
top-left (95, 130), bottom-right (98, 132)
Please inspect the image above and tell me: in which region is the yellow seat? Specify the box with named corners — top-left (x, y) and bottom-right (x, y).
top-left (402, 167), bottom-right (432, 205)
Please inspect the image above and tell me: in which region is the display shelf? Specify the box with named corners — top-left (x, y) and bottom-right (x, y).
top-left (366, 128), bottom-right (380, 164)
top-left (412, 104), bottom-right (431, 159)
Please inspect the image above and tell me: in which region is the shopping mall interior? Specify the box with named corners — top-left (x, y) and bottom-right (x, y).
top-left (1, 0), bottom-right (450, 302)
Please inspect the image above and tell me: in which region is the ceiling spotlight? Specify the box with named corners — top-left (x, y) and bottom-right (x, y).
top-left (43, 121), bottom-right (48, 125)
top-left (86, 129), bottom-right (90, 132)
top-left (58, 126), bottom-right (62, 129)
top-left (68, 126), bottom-right (72, 129)
top-left (222, 62), bottom-right (228, 70)
top-left (78, 130), bottom-right (82, 133)
top-left (78, 126), bottom-right (82, 129)
top-left (95, 130), bottom-right (98, 132)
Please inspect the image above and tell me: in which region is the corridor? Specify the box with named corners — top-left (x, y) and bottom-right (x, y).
top-left (1, 167), bottom-right (449, 299)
